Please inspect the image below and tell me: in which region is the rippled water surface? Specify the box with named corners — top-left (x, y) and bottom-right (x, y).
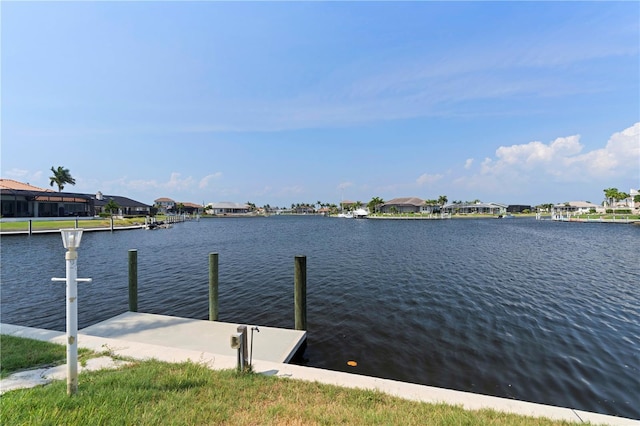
top-left (2, 216), bottom-right (639, 419)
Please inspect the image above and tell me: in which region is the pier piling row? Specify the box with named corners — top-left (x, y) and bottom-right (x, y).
top-left (127, 250), bottom-right (308, 331)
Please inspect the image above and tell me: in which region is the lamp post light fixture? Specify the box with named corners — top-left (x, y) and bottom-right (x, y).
top-left (52, 228), bottom-right (92, 396)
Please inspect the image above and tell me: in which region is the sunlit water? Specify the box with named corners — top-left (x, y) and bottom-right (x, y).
top-left (1, 216), bottom-right (638, 419)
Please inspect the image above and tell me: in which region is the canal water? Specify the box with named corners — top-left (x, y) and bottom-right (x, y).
top-left (1, 216), bottom-right (638, 419)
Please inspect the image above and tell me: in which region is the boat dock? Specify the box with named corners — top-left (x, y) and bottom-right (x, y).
top-left (79, 312), bottom-right (306, 363)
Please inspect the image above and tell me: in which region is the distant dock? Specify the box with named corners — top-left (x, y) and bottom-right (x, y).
top-left (550, 215), bottom-right (640, 224)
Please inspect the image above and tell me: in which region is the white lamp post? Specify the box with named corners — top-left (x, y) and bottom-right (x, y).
top-left (52, 228), bottom-right (92, 395)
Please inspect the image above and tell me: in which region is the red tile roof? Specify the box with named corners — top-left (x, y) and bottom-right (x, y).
top-left (0, 179), bottom-right (52, 192)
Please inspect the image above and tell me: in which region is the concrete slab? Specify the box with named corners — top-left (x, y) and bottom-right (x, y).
top-left (0, 356), bottom-right (130, 395)
top-left (79, 312), bottom-right (306, 363)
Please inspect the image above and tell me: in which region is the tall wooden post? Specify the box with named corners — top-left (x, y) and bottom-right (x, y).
top-left (28, 220), bottom-right (32, 236)
top-left (110, 216), bottom-right (114, 232)
top-left (209, 252), bottom-right (219, 321)
top-left (294, 255), bottom-right (307, 330)
top-left (128, 249), bottom-right (138, 312)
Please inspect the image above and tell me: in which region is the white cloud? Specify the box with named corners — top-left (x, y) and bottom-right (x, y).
top-left (479, 123), bottom-right (639, 181)
top-left (199, 172), bottom-right (223, 189)
top-left (166, 172), bottom-right (195, 190)
top-left (464, 159), bottom-right (474, 169)
top-left (110, 172), bottom-right (198, 194)
top-left (124, 178), bottom-right (158, 192)
top-left (566, 122), bottom-right (640, 178)
top-left (4, 168), bottom-right (43, 184)
top-left (416, 173), bottom-right (444, 186)
top-left (451, 123), bottom-right (640, 202)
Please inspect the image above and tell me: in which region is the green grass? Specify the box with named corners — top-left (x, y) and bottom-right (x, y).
top-left (0, 218), bottom-right (145, 232)
top-left (571, 214), bottom-right (640, 220)
top-left (0, 335), bottom-right (92, 378)
top-left (1, 336), bottom-right (586, 425)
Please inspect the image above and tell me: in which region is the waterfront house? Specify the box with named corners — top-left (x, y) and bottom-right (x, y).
top-left (1, 179), bottom-right (93, 217)
top-left (442, 202), bottom-right (507, 215)
top-left (608, 188), bottom-right (639, 211)
top-left (206, 202), bottom-right (251, 215)
top-left (154, 197), bottom-right (175, 214)
top-left (294, 204), bottom-right (315, 214)
top-left (93, 192), bottom-right (151, 216)
top-left (180, 202), bottom-right (204, 215)
top-left (507, 205), bottom-right (532, 213)
top-left (1, 179), bottom-right (150, 218)
top-left (380, 197), bottom-right (428, 214)
top-left (552, 201), bottom-right (601, 215)
top-left (631, 189), bottom-right (639, 211)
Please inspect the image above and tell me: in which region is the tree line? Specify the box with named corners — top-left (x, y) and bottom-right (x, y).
top-left (45, 166), bottom-right (638, 214)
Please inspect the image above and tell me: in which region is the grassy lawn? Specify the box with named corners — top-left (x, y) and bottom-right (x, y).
top-left (0, 217), bottom-right (146, 232)
top-left (0, 335), bottom-right (92, 379)
top-left (1, 336), bottom-right (583, 425)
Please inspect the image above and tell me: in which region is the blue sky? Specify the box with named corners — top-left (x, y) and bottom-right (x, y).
top-left (2, 1), bottom-right (639, 207)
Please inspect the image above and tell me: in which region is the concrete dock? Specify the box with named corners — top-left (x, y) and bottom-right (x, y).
top-left (80, 312), bottom-right (306, 363)
top-left (1, 314), bottom-right (638, 425)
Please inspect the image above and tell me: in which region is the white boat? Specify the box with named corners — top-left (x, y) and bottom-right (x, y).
top-left (353, 208), bottom-right (369, 219)
top-left (337, 212), bottom-right (353, 218)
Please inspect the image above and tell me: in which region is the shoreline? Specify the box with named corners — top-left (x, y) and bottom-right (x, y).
top-left (3, 321), bottom-right (638, 425)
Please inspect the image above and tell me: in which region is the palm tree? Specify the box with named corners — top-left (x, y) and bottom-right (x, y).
top-left (438, 195), bottom-right (448, 207)
top-left (368, 196), bottom-right (384, 214)
top-left (49, 166), bottom-right (76, 192)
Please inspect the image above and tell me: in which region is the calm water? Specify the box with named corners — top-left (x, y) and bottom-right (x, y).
top-left (1, 216), bottom-right (639, 419)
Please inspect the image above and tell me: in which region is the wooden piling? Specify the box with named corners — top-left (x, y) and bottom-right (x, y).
top-left (294, 255), bottom-right (307, 331)
top-left (209, 252), bottom-right (219, 321)
top-left (28, 220), bottom-right (32, 236)
top-left (110, 216), bottom-right (114, 232)
top-left (128, 249), bottom-right (138, 312)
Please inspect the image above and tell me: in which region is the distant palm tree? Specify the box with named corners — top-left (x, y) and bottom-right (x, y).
top-left (368, 196), bottom-right (384, 214)
top-left (49, 166), bottom-right (76, 192)
top-left (438, 195), bottom-right (448, 207)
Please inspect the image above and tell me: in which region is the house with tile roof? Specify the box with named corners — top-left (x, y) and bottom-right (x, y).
top-left (180, 202), bottom-right (204, 215)
top-left (380, 197), bottom-right (432, 214)
top-left (1, 179), bottom-right (150, 218)
top-left (154, 197), bottom-right (175, 214)
top-left (1, 178), bottom-right (93, 217)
